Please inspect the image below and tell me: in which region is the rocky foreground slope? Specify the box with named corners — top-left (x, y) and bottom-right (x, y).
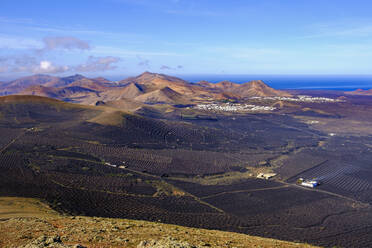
top-left (0, 197), bottom-right (316, 248)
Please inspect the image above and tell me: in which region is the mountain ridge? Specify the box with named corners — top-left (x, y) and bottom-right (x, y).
top-left (0, 72), bottom-right (292, 109)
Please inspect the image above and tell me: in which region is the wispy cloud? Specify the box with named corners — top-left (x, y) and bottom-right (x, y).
top-left (27, 25), bottom-right (146, 42)
top-left (164, 9), bottom-right (224, 17)
top-left (0, 55), bottom-right (70, 74)
top-left (0, 34), bottom-right (42, 49)
top-left (111, 0), bottom-right (223, 17)
top-left (94, 45), bottom-right (185, 57)
top-left (76, 56), bottom-right (121, 72)
top-left (137, 56), bottom-right (150, 67)
top-left (0, 16), bottom-right (33, 25)
top-left (301, 22), bottom-right (372, 39)
top-left (231, 48), bottom-right (282, 59)
top-left (0, 54), bottom-right (122, 74)
top-left (0, 35), bottom-right (91, 52)
top-left (160, 64), bottom-right (183, 70)
top-left (41, 36), bottom-right (91, 51)
top-left (204, 46), bottom-right (283, 61)
top-left (110, 0), bottom-right (180, 8)
top-left (0, 15), bottom-right (146, 44)
top-left (0, 36), bottom-right (122, 74)
top-left (160, 65), bottom-right (171, 70)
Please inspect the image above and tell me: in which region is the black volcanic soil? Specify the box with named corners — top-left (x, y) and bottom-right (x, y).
top-left (1, 95), bottom-right (372, 247)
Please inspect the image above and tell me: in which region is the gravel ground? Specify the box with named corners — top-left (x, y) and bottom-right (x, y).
top-left (0, 197), bottom-right (317, 248)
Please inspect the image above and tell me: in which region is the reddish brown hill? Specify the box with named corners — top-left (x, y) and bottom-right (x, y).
top-left (19, 85), bottom-right (99, 100)
top-left (120, 72), bottom-right (201, 96)
top-left (56, 86), bottom-right (98, 97)
top-left (68, 78), bottom-right (110, 91)
top-left (195, 80), bottom-right (214, 88)
top-left (0, 72), bottom-right (291, 106)
top-left (122, 71), bottom-right (187, 85)
top-left (92, 77), bottom-right (111, 84)
top-left (52, 74), bottom-right (87, 87)
top-left (1, 74), bottom-right (112, 95)
top-left (1, 75), bottom-right (63, 94)
top-left (345, 89), bottom-right (372, 96)
top-left (196, 79), bottom-right (290, 98)
top-left (17, 85), bottom-right (59, 98)
top-left (214, 80), bottom-right (240, 91)
top-left (231, 80), bottom-right (291, 97)
top-left (134, 86), bottom-right (189, 104)
top-left (0, 95), bottom-right (82, 108)
top-left (103, 99), bottom-right (145, 112)
top-left (117, 83), bottom-right (144, 99)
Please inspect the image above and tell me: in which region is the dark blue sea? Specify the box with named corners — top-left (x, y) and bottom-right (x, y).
top-left (180, 75), bottom-right (372, 91)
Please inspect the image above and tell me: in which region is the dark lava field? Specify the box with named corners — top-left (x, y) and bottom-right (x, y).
top-left (1, 94), bottom-right (372, 247)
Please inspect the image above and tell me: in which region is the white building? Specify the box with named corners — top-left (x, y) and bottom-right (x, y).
top-left (257, 173), bottom-right (277, 180)
top-left (301, 179), bottom-right (319, 188)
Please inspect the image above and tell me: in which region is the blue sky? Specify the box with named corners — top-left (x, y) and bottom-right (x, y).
top-left (1, 0), bottom-right (372, 80)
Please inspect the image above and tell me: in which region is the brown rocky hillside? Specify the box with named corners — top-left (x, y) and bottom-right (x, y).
top-left (0, 197), bottom-right (317, 248)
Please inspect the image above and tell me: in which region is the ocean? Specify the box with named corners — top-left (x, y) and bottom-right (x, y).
top-left (180, 75), bottom-right (372, 91)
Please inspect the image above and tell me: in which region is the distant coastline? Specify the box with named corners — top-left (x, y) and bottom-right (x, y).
top-left (3, 74), bottom-right (372, 91)
top-left (181, 75), bottom-right (372, 91)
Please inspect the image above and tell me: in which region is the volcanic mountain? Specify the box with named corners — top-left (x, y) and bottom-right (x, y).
top-left (17, 85), bottom-right (59, 98)
top-left (345, 88), bottom-right (372, 96)
top-left (67, 77), bottom-right (112, 91)
top-left (0, 75), bottom-right (62, 95)
top-left (134, 86), bottom-right (189, 104)
top-left (198, 79), bottom-right (291, 97)
top-left (0, 72), bottom-right (291, 110)
top-left (213, 80), bottom-right (239, 91)
top-left (122, 71), bottom-right (187, 86)
top-left (92, 76), bottom-right (111, 84)
top-left (117, 83), bottom-right (144, 99)
top-left (1, 74), bottom-right (112, 94)
top-left (234, 80), bottom-right (291, 97)
top-left (120, 71), bottom-right (201, 96)
top-left (0, 94), bottom-right (141, 128)
top-left (18, 84), bottom-right (99, 102)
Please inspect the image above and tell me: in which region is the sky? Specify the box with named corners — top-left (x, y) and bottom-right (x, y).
top-left (1, 0), bottom-right (372, 80)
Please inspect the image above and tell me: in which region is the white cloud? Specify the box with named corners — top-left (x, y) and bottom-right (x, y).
top-left (0, 36), bottom-right (123, 75)
top-left (32, 60), bottom-right (70, 74)
top-left (0, 56), bottom-right (70, 74)
top-left (40, 61), bottom-right (51, 70)
top-left (0, 54), bottom-right (122, 74)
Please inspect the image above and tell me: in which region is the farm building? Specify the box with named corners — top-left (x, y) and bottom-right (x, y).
top-left (299, 178), bottom-right (319, 188)
top-left (105, 162), bottom-right (117, 168)
top-left (257, 173), bottom-right (277, 180)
